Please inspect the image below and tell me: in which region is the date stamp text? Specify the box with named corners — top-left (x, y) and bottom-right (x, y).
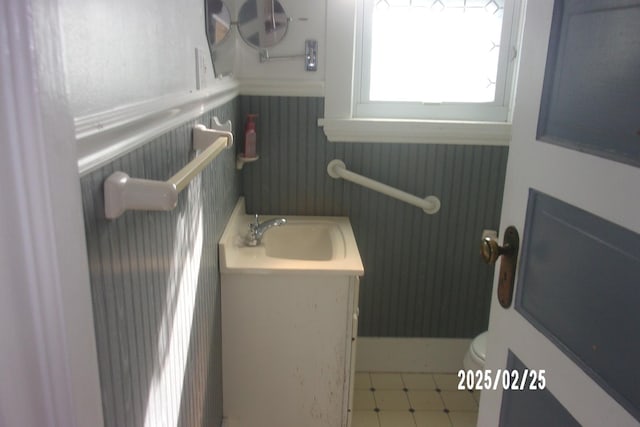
top-left (457, 369), bottom-right (546, 391)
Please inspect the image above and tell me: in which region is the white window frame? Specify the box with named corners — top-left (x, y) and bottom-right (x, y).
top-left (320, 0), bottom-right (523, 145)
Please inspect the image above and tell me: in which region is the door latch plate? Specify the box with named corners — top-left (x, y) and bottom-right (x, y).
top-left (497, 226), bottom-right (519, 308)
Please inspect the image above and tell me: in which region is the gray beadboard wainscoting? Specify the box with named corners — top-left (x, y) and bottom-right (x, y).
top-left (80, 100), bottom-right (239, 427)
top-left (240, 96), bottom-right (508, 338)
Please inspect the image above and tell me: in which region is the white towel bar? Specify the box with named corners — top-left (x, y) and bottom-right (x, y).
top-left (327, 159), bottom-right (441, 214)
top-left (104, 118), bottom-right (233, 219)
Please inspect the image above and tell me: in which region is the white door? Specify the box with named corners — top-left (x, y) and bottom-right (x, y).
top-left (478, 0), bottom-right (640, 426)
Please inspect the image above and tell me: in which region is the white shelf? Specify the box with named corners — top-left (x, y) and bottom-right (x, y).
top-left (236, 154), bottom-right (259, 170)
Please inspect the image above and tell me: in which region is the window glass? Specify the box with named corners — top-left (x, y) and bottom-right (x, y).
top-left (356, 0), bottom-right (517, 121)
top-left (370, 0), bottom-right (505, 103)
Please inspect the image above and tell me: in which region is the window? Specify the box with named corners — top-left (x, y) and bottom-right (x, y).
top-left (356, 0), bottom-right (518, 121)
top-left (321, 0), bottom-right (521, 143)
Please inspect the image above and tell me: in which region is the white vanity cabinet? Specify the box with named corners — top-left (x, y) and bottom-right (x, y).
top-left (218, 198), bottom-right (364, 427)
top-left (221, 273), bottom-right (360, 427)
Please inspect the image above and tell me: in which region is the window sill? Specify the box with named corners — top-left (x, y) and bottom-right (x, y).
top-left (318, 118), bottom-right (511, 145)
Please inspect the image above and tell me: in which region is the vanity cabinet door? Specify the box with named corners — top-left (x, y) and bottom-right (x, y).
top-left (222, 273), bottom-right (358, 427)
top-left (346, 276), bottom-right (360, 427)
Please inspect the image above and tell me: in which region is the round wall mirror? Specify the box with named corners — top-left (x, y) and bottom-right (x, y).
top-left (237, 0), bottom-right (289, 49)
top-left (206, 0), bottom-right (232, 48)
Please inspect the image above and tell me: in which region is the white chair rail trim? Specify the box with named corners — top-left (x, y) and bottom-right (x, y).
top-left (76, 77), bottom-right (239, 176)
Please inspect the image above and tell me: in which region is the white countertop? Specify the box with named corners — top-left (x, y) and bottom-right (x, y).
top-left (219, 198), bottom-right (364, 275)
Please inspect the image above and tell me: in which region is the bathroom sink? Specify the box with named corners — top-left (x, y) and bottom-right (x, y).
top-left (219, 198), bottom-right (363, 274)
top-left (262, 222), bottom-right (345, 261)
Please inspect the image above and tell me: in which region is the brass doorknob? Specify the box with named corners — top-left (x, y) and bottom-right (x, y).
top-left (479, 226), bottom-right (520, 309)
top-left (480, 236), bottom-right (515, 265)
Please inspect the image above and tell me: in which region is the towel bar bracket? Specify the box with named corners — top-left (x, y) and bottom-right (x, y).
top-left (105, 172), bottom-right (178, 219)
top-left (194, 117), bottom-right (233, 151)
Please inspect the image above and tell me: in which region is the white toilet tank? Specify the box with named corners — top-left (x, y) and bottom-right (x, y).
top-left (463, 331), bottom-right (488, 371)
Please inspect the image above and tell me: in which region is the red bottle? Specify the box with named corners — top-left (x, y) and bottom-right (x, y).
top-left (243, 114), bottom-right (257, 157)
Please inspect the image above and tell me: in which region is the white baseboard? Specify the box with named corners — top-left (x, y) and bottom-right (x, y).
top-left (355, 337), bottom-right (472, 374)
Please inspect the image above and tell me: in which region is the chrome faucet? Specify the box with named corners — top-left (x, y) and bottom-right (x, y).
top-left (245, 214), bottom-right (287, 246)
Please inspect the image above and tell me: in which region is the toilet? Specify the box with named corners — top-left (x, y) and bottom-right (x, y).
top-left (463, 331), bottom-right (488, 371)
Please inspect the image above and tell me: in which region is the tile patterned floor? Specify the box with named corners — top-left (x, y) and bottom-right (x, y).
top-left (352, 372), bottom-right (480, 427)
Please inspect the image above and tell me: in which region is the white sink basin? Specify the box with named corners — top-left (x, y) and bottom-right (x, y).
top-left (263, 222), bottom-right (346, 261)
top-left (219, 198), bottom-right (363, 274)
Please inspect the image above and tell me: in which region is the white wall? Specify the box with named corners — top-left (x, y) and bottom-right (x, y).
top-left (233, 0), bottom-right (326, 95)
top-left (59, 0), bottom-right (326, 116)
top-left (59, 0), bottom-right (217, 117)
